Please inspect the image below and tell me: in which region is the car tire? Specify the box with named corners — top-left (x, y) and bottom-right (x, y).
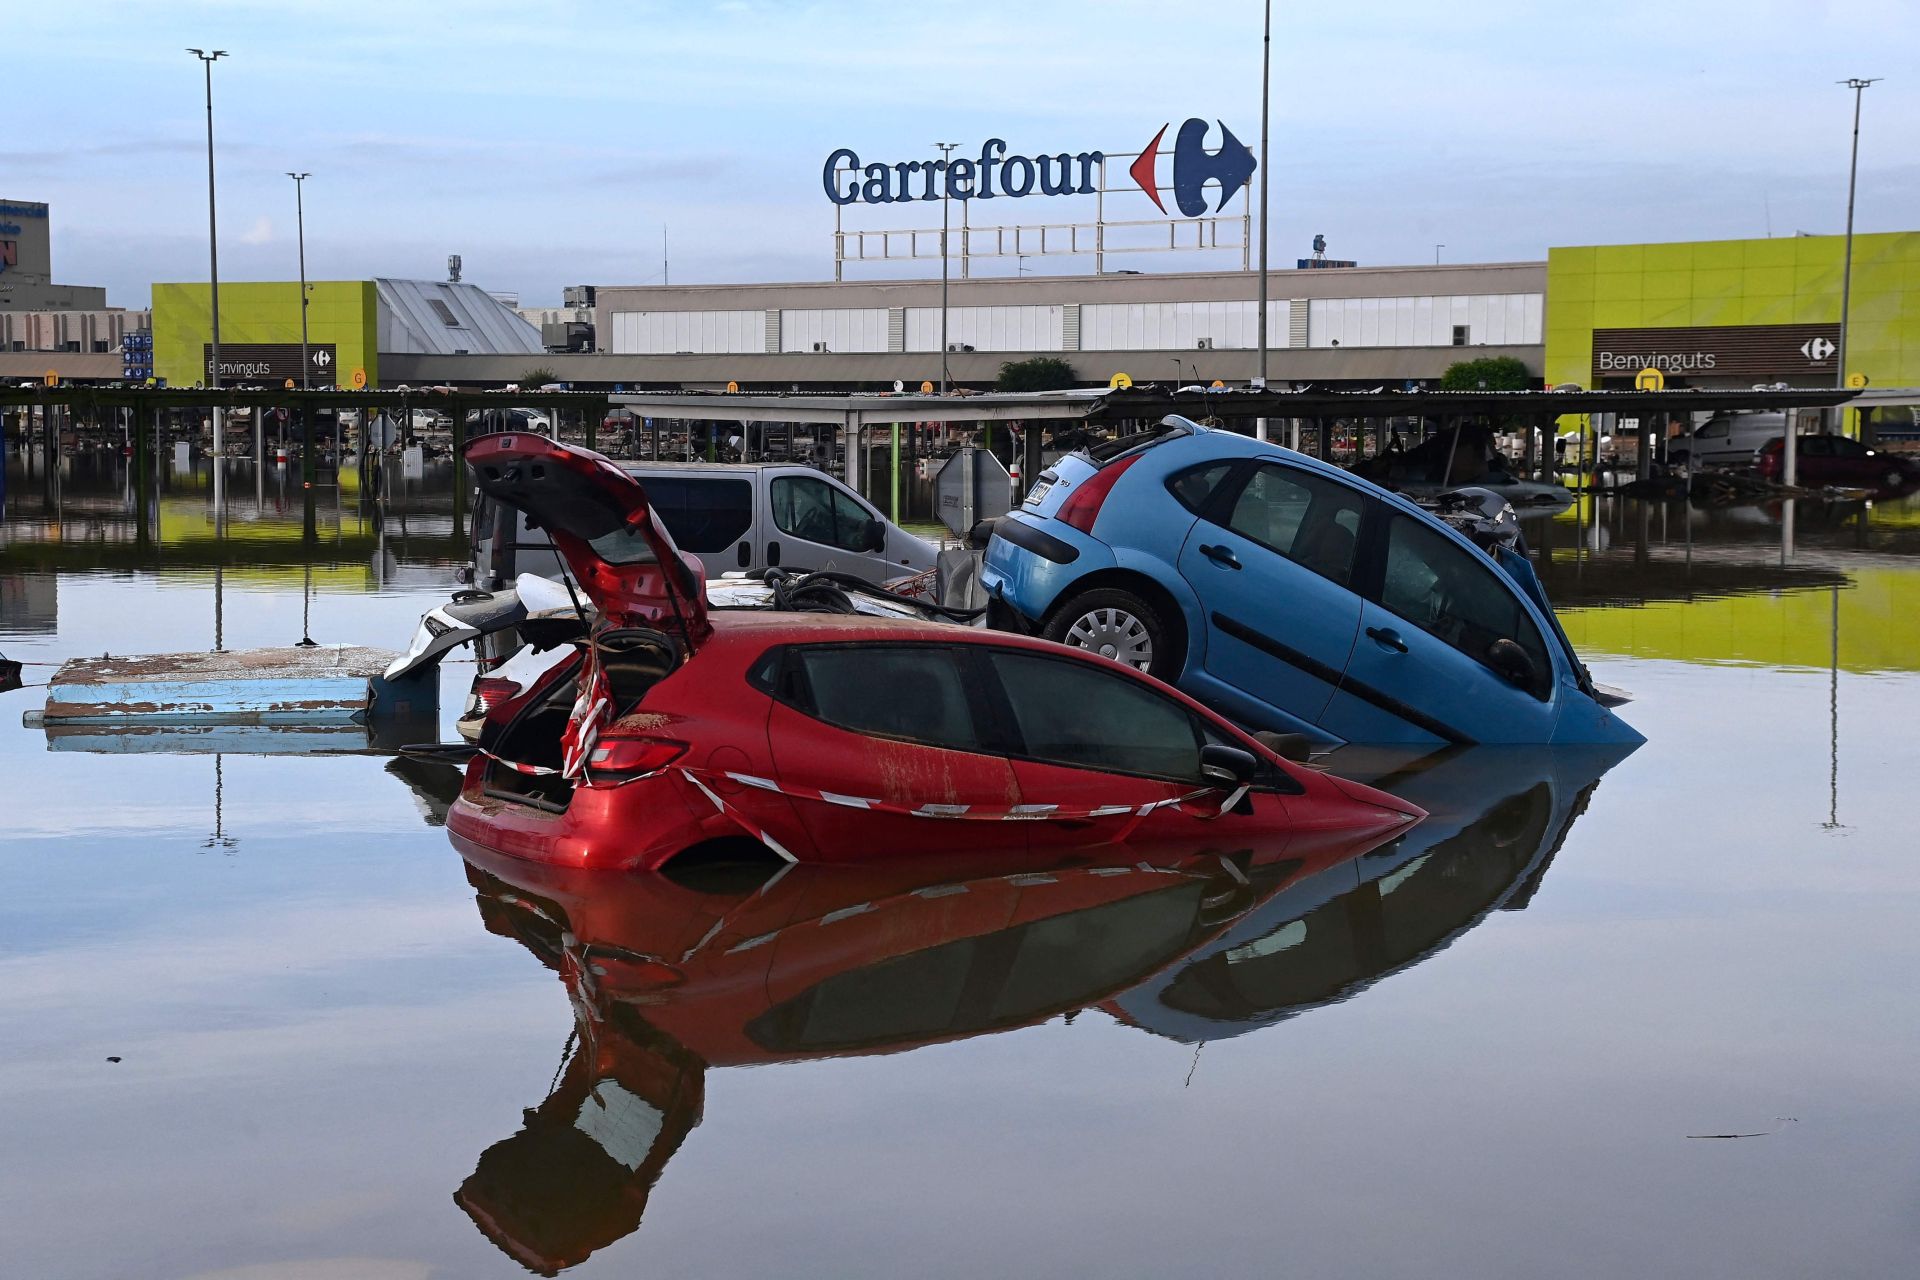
top-left (1044, 588), bottom-right (1178, 679)
top-left (1885, 468), bottom-right (1907, 489)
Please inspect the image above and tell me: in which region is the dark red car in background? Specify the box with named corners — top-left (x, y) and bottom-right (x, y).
top-left (1756, 434), bottom-right (1920, 490)
top-left (448, 434), bottom-right (1423, 874)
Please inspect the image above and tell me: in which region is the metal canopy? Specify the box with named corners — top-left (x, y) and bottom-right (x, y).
top-left (1093, 385), bottom-right (1858, 419)
top-left (609, 390), bottom-right (1105, 428)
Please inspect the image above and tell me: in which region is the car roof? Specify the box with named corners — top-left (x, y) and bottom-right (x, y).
top-left (623, 461), bottom-right (817, 474)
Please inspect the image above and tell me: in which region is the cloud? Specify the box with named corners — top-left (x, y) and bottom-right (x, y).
top-left (240, 215), bottom-right (274, 245)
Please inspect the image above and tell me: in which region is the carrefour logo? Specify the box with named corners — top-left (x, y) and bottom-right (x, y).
top-left (822, 117), bottom-right (1255, 215)
top-left (1131, 119), bottom-right (1255, 216)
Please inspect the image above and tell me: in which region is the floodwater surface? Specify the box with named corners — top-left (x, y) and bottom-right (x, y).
top-left (3, 450), bottom-right (1918, 1279)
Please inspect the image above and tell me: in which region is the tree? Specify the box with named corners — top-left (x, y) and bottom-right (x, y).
top-left (996, 356), bottom-right (1080, 392)
top-left (1439, 356), bottom-right (1531, 392)
top-left (517, 367), bottom-right (560, 388)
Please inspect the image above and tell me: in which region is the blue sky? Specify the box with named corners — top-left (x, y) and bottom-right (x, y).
top-left (10, 0), bottom-right (1917, 307)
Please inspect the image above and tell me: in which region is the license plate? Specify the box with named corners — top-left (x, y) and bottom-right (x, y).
top-left (1023, 480), bottom-right (1053, 506)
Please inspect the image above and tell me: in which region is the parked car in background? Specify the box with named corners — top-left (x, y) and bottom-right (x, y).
top-left (1754, 433), bottom-right (1920, 490)
top-left (980, 417), bottom-right (1641, 748)
top-left (473, 458), bottom-right (938, 588)
top-left (1670, 411), bottom-right (1786, 466)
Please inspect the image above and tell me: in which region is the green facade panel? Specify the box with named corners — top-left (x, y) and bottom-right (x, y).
top-left (152, 280), bottom-right (379, 389)
top-left (1545, 231), bottom-right (1920, 391)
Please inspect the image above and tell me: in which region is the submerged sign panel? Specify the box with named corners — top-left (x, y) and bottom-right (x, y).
top-left (1590, 324), bottom-right (1842, 379)
top-left (823, 118), bottom-right (1255, 215)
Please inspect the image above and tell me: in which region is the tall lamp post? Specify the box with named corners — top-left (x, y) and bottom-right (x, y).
top-left (1835, 77), bottom-right (1879, 433)
top-left (287, 172), bottom-right (311, 387)
top-left (187, 50), bottom-right (226, 400)
top-left (1256, 0), bottom-right (1272, 443)
top-left (933, 141), bottom-right (959, 394)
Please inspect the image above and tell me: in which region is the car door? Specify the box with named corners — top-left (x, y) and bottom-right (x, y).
top-left (1320, 509), bottom-right (1559, 746)
top-left (981, 646), bottom-right (1283, 847)
top-left (764, 643), bottom-right (1025, 858)
top-left (1175, 461), bottom-right (1368, 735)
top-left (766, 472), bottom-right (889, 580)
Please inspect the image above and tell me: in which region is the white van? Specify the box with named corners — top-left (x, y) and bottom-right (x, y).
top-left (472, 461), bottom-right (939, 588)
top-left (1673, 412), bottom-right (1786, 467)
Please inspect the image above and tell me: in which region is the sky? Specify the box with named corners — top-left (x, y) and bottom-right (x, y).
top-left (10, 0), bottom-right (1919, 308)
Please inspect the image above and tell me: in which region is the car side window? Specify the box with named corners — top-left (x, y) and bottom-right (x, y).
top-left (793, 646), bottom-right (980, 750)
top-left (1699, 421), bottom-right (1727, 439)
top-left (1222, 464), bottom-right (1365, 588)
top-left (1166, 462), bottom-right (1234, 514)
top-left (642, 476), bottom-right (753, 553)
top-left (1378, 516), bottom-right (1552, 699)
top-left (773, 475), bottom-right (872, 552)
top-left (1800, 436), bottom-right (1833, 457)
top-left (1830, 437), bottom-right (1869, 458)
top-left (989, 650), bottom-right (1204, 781)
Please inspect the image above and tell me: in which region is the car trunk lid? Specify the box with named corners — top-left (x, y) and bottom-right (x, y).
top-left (465, 434), bottom-right (710, 650)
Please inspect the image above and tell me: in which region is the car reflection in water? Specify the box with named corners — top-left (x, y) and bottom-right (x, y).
top-left (1109, 743), bottom-right (1634, 1040)
top-left (401, 741), bottom-right (1628, 1274)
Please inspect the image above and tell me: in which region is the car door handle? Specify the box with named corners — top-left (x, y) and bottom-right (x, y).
top-left (1199, 544), bottom-right (1241, 570)
top-left (1366, 626), bottom-right (1408, 653)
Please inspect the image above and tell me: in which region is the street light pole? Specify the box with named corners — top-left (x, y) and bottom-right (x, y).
top-left (934, 141), bottom-right (959, 394)
top-left (1434, 244), bottom-right (1445, 265)
top-left (1835, 77), bottom-right (1879, 431)
top-left (188, 48), bottom-right (227, 469)
top-left (287, 172), bottom-right (311, 388)
top-left (1255, 0), bottom-right (1271, 443)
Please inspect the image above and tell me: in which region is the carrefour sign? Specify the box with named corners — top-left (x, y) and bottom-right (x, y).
top-left (823, 118), bottom-right (1255, 215)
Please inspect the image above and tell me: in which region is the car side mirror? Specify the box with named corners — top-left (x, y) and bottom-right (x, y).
top-left (1487, 638), bottom-right (1536, 688)
top-left (864, 517), bottom-right (886, 552)
top-left (1200, 743), bottom-right (1258, 789)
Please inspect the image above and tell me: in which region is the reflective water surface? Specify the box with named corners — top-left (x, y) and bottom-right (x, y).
top-left (4, 449), bottom-right (1918, 1278)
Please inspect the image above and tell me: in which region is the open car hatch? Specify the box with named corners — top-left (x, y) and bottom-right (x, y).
top-left (465, 435), bottom-right (711, 649)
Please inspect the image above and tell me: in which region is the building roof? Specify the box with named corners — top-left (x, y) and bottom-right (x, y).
top-left (375, 278), bottom-right (544, 357)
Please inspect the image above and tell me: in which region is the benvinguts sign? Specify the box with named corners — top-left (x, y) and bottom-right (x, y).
top-left (1591, 323), bottom-right (1842, 380)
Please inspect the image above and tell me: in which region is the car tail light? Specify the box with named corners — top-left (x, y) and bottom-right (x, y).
top-left (1056, 454), bottom-right (1142, 534)
top-left (469, 676), bottom-right (520, 716)
top-left (588, 736), bottom-right (688, 779)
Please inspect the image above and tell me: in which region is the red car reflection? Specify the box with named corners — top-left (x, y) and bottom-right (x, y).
top-left (452, 823), bottom-right (1401, 1273)
top-left (447, 435), bottom-right (1422, 872)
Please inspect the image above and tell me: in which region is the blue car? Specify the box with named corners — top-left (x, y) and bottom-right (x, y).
top-left (980, 417), bottom-right (1641, 747)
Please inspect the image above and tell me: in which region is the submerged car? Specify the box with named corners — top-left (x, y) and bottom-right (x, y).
top-left (1754, 433), bottom-right (1919, 491)
top-left (1349, 421), bottom-right (1573, 507)
top-left (445, 433), bottom-right (1423, 872)
top-left (980, 417), bottom-right (1641, 748)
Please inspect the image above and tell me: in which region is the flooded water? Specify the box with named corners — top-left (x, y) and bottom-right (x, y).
top-left (4, 448), bottom-right (1918, 1279)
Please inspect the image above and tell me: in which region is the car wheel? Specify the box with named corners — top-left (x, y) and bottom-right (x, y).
top-left (1885, 468), bottom-right (1907, 488)
top-left (1044, 588), bottom-right (1175, 678)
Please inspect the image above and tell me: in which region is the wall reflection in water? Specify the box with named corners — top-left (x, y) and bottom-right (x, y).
top-left (384, 743), bottom-right (1630, 1273)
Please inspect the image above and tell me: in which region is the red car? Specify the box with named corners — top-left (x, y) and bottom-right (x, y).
top-left (1756, 433), bottom-right (1920, 490)
top-left (447, 434), bottom-right (1423, 873)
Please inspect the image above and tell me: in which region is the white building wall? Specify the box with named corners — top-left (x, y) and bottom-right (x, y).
top-left (779, 307), bottom-right (891, 353)
top-left (905, 305), bottom-right (1064, 353)
top-left (1077, 300), bottom-right (1291, 351)
top-left (1307, 293), bottom-right (1543, 348)
top-left (610, 309), bottom-right (766, 354)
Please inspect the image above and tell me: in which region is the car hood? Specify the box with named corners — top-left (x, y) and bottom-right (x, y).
top-left (465, 434), bottom-right (710, 649)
